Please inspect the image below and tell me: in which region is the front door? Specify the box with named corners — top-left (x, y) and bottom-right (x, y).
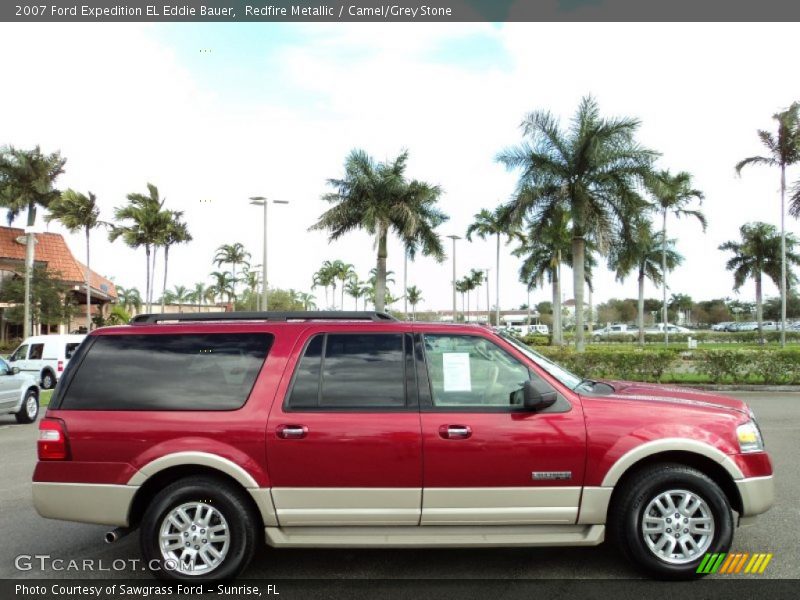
top-left (417, 332), bottom-right (587, 525)
top-left (0, 358), bottom-right (17, 409)
top-left (267, 330), bottom-right (422, 526)
top-left (8, 344), bottom-right (29, 376)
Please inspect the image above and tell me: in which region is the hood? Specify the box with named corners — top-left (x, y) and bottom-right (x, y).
top-left (594, 380), bottom-right (749, 414)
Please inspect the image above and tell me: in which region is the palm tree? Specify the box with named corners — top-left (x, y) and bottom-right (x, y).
top-left (44, 189), bottom-right (100, 332)
top-left (719, 222), bottom-right (800, 342)
top-left (170, 285), bottom-right (191, 312)
top-left (512, 208), bottom-right (571, 345)
top-left (455, 278), bottom-right (470, 318)
top-left (466, 207), bottom-right (508, 326)
top-left (298, 292), bottom-right (316, 311)
top-left (646, 169), bottom-right (705, 344)
top-left (243, 270), bottom-right (260, 309)
top-left (737, 103), bottom-right (800, 347)
top-left (214, 243), bottom-right (250, 302)
top-left (0, 146), bottom-right (66, 337)
top-left (209, 271), bottom-right (235, 304)
top-left (109, 183), bottom-right (165, 313)
top-left (406, 285), bottom-right (423, 320)
top-left (609, 218), bottom-right (683, 345)
top-left (192, 282), bottom-right (208, 311)
top-left (312, 263), bottom-right (337, 309)
top-left (344, 277), bottom-right (366, 310)
top-left (311, 149), bottom-right (448, 311)
top-left (160, 212), bottom-right (192, 312)
top-left (468, 268), bottom-right (485, 317)
top-left (115, 286), bottom-right (143, 314)
top-left (497, 96), bottom-right (655, 351)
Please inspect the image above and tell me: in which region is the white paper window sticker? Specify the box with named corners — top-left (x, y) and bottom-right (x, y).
top-left (442, 352), bottom-right (471, 392)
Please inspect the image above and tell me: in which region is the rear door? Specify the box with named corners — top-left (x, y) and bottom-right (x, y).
top-left (266, 328), bottom-right (423, 526)
top-left (417, 331), bottom-right (587, 525)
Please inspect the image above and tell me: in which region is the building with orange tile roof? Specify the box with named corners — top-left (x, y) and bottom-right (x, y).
top-left (0, 226), bottom-right (117, 340)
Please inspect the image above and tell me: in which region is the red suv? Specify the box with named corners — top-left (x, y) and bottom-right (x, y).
top-left (33, 311), bottom-right (774, 581)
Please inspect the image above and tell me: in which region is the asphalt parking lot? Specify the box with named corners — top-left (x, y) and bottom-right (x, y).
top-left (1, 392), bottom-right (798, 582)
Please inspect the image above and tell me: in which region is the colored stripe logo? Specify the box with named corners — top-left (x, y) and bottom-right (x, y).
top-left (696, 552), bottom-right (773, 574)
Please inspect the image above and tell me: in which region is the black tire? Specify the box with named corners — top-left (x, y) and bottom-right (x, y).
top-left (140, 476), bottom-right (259, 582)
top-left (41, 370), bottom-right (55, 390)
top-left (609, 463), bottom-right (733, 580)
top-left (15, 389), bottom-right (39, 424)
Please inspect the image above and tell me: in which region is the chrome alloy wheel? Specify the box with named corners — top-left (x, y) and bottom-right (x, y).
top-left (641, 489), bottom-right (714, 565)
top-left (158, 501), bottom-right (230, 576)
top-left (25, 395), bottom-right (37, 419)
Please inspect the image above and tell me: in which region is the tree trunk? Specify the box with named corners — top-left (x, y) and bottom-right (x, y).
top-left (756, 271), bottom-right (764, 345)
top-left (555, 259), bottom-right (562, 345)
top-left (551, 269), bottom-right (560, 346)
top-left (85, 227), bottom-right (91, 332)
top-left (23, 204), bottom-right (37, 338)
top-left (495, 233), bottom-right (501, 328)
top-left (151, 246), bottom-right (158, 309)
top-left (587, 283), bottom-right (593, 336)
top-left (161, 246), bottom-right (169, 314)
top-left (637, 265), bottom-right (645, 346)
top-left (780, 165), bottom-right (787, 347)
top-left (662, 208), bottom-right (669, 346)
top-left (374, 225), bottom-right (388, 312)
top-left (572, 235), bottom-right (585, 352)
top-left (403, 251), bottom-right (408, 316)
top-left (145, 245), bottom-right (151, 313)
top-left (341, 281), bottom-right (345, 312)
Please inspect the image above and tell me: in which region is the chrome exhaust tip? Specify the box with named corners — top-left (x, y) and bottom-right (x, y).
top-left (104, 527), bottom-right (130, 543)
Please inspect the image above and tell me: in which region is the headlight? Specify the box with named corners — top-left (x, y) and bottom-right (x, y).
top-left (737, 420), bottom-right (764, 453)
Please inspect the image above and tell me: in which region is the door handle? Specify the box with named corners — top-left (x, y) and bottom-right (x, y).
top-left (439, 425), bottom-right (472, 439)
top-left (276, 425), bottom-right (308, 439)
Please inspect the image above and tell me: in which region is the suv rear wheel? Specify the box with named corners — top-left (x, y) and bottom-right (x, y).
top-left (610, 463), bottom-right (733, 580)
top-left (41, 370), bottom-right (55, 390)
top-left (140, 476), bottom-right (259, 581)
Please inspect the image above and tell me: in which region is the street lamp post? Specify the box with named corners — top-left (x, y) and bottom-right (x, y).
top-left (447, 235), bottom-right (460, 322)
top-left (484, 267), bottom-right (491, 325)
top-left (249, 197), bottom-right (289, 312)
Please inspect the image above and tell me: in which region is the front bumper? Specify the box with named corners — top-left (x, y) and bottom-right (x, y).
top-left (735, 475), bottom-right (775, 517)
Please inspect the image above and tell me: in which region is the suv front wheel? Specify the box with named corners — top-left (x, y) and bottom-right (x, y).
top-left (610, 463), bottom-right (734, 580)
top-left (140, 475), bottom-right (259, 581)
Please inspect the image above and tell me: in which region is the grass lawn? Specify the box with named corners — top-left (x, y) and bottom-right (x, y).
top-left (40, 389), bottom-right (53, 408)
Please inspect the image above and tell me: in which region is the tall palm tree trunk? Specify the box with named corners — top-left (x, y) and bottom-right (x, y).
top-left (551, 272), bottom-right (560, 347)
top-left (85, 227), bottom-right (91, 332)
top-left (756, 271), bottom-right (764, 345)
top-left (375, 225), bottom-right (388, 312)
top-left (150, 246), bottom-right (158, 309)
top-left (145, 245), bottom-right (151, 313)
top-left (780, 166), bottom-right (787, 348)
top-left (495, 233), bottom-right (500, 327)
top-left (161, 247), bottom-right (170, 313)
top-left (341, 282), bottom-right (345, 312)
top-left (23, 204), bottom-right (36, 338)
top-left (555, 259), bottom-right (563, 344)
top-left (637, 266), bottom-right (645, 346)
top-left (662, 209), bottom-right (669, 346)
top-left (572, 235), bottom-right (586, 352)
top-left (403, 251), bottom-right (408, 316)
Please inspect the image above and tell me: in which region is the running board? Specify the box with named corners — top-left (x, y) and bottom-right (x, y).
top-left (264, 524), bottom-right (605, 548)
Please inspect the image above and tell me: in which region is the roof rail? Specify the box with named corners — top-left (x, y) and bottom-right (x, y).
top-left (129, 311), bottom-right (398, 325)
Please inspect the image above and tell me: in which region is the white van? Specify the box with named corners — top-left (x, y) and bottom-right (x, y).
top-left (7, 334), bottom-right (86, 389)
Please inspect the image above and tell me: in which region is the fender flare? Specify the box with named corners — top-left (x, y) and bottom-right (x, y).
top-left (127, 451), bottom-right (260, 489)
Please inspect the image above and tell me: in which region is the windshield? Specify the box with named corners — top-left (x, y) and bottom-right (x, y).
top-left (498, 332), bottom-right (583, 390)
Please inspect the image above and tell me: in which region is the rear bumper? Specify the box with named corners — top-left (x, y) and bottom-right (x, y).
top-left (32, 482), bottom-right (137, 527)
top-left (736, 475), bottom-right (775, 517)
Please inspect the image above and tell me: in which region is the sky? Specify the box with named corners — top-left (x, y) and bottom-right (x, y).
top-left (0, 22), bottom-right (798, 314)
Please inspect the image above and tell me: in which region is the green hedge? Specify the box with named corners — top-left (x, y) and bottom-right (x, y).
top-left (531, 346), bottom-right (800, 385)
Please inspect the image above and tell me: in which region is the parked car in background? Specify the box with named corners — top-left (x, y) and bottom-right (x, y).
top-left (728, 322), bottom-right (758, 332)
top-left (592, 324), bottom-right (638, 340)
top-left (645, 323), bottom-right (692, 334)
top-left (33, 311), bottom-right (775, 581)
top-left (711, 322), bottom-right (733, 331)
top-left (0, 356), bottom-right (40, 423)
top-left (7, 334), bottom-right (86, 389)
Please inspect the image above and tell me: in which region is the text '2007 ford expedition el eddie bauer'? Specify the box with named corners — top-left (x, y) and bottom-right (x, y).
top-left (33, 311), bottom-right (774, 581)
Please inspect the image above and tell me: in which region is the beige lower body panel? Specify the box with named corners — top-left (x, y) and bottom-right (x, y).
top-left (265, 524), bottom-right (605, 548)
top-left (32, 482), bottom-right (137, 527)
top-left (271, 488), bottom-right (422, 526)
top-left (422, 487), bottom-right (581, 525)
top-left (736, 475), bottom-right (775, 517)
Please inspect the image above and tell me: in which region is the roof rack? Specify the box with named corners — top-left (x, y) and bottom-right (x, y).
top-left (129, 311), bottom-right (398, 325)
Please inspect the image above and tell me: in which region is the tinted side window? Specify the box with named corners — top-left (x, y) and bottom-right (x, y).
top-left (286, 333), bottom-right (406, 409)
top-left (60, 333), bottom-right (272, 410)
top-left (29, 344), bottom-right (44, 360)
top-left (65, 343), bottom-right (80, 359)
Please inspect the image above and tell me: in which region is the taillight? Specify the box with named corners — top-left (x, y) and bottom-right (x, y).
top-left (57, 360), bottom-right (64, 372)
top-left (38, 418), bottom-right (69, 460)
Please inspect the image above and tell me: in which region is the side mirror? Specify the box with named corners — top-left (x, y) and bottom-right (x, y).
top-left (523, 379), bottom-right (557, 411)
top-left (10, 367), bottom-right (20, 375)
